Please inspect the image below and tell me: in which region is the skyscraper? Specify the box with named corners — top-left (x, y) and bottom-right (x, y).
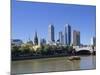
top-left (64, 24), bottom-right (71, 45)
top-left (91, 36), bottom-right (96, 46)
top-left (64, 25), bottom-right (67, 45)
top-left (40, 38), bottom-right (46, 46)
top-left (48, 24), bottom-right (55, 43)
top-left (59, 31), bottom-right (64, 45)
top-left (67, 24), bottom-right (71, 45)
top-left (34, 31), bottom-right (38, 45)
top-left (73, 30), bottom-right (80, 46)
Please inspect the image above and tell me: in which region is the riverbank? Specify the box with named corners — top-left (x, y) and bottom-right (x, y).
top-left (12, 53), bottom-right (95, 61)
top-left (12, 54), bottom-right (68, 61)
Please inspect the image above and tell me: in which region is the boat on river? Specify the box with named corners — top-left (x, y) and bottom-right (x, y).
top-left (68, 56), bottom-right (80, 60)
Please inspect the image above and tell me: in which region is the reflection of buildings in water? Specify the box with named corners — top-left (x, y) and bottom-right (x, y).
top-left (28, 57), bottom-right (81, 72)
top-left (92, 56), bottom-right (96, 69)
top-left (80, 56), bottom-right (96, 69)
top-left (68, 60), bottom-right (80, 70)
top-left (11, 56), bottom-right (96, 74)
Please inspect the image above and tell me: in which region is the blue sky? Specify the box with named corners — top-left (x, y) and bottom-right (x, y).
top-left (12, 0), bottom-right (96, 45)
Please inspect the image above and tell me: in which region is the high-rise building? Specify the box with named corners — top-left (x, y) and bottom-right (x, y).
top-left (48, 24), bottom-right (55, 43)
top-left (40, 38), bottom-right (46, 46)
top-left (59, 31), bottom-right (64, 45)
top-left (64, 24), bottom-right (71, 45)
top-left (73, 30), bottom-right (80, 46)
top-left (34, 31), bottom-right (38, 45)
top-left (64, 25), bottom-right (67, 45)
top-left (91, 36), bottom-right (96, 46)
top-left (66, 24), bottom-right (71, 45)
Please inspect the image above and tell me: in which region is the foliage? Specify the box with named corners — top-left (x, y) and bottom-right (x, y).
top-left (11, 44), bottom-right (75, 56)
top-left (11, 45), bottom-right (21, 53)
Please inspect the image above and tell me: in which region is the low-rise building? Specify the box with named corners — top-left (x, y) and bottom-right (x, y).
top-left (11, 39), bottom-right (23, 46)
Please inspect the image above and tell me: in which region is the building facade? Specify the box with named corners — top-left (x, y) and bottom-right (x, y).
top-left (27, 40), bottom-right (33, 46)
top-left (73, 30), bottom-right (80, 46)
top-left (40, 38), bottom-right (46, 46)
top-left (64, 24), bottom-right (71, 45)
top-left (64, 25), bottom-right (67, 45)
top-left (91, 36), bottom-right (96, 46)
top-left (66, 24), bottom-right (71, 45)
top-left (59, 31), bottom-right (64, 45)
top-left (34, 31), bottom-right (38, 45)
top-left (11, 39), bottom-right (23, 46)
top-left (48, 24), bottom-right (55, 43)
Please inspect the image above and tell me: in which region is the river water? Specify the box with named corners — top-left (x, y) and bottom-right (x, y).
top-left (11, 55), bottom-right (96, 74)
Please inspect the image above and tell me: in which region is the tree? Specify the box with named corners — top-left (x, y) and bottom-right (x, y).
top-left (20, 45), bottom-right (31, 54)
top-left (11, 45), bottom-right (21, 56)
top-left (63, 45), bottom-right (68, 51)
top-left (12, 45), bottom-right (19, 51)
top-left (36, 48), bottom-right (41, 54)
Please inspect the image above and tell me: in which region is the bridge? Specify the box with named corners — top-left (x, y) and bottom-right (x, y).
top-left (73, 46), bottom-right (96, 55)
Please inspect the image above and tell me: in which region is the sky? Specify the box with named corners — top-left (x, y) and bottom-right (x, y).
top-left (12, 0), bottom-right (96, 45)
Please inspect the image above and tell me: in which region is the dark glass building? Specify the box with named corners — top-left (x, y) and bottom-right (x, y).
top-left (67, 24), bottom-right (71, 45)
top-left (48, 24), bottom-right (55, 43)
top-left (64, 24), bottom-right (71, 45)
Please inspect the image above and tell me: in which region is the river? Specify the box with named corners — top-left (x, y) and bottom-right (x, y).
top-left (11, 55), bottom-right (96, 74)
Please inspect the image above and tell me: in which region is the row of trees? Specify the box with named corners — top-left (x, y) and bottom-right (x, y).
top-left (11, 44), bottom-right (76, 57)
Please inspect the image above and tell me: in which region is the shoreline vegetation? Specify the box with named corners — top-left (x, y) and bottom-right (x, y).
top-left (11, 45), bottom-right (96, 61)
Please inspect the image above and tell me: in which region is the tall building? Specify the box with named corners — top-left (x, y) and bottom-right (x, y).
top-left (73, 30), bottom-right (80, 46)
top-left (67, 24), bottom-right (71, 45)
top-left (34, 31), bottom-right (38, 45)
top-left (40, 38), bottom-right (46, 46)
top-left (91, 36), bottom-right (96, 46)
top-left (64, 25), bottom-right (67, 45)
top-left (64, 24), bottom-right (71, 45)
top-left (59, 31), bottom-right (64, 45)
top-left (48, 24), bottom-right (55, 43)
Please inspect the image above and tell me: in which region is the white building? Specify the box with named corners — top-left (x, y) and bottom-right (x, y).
top-left (91, 37), bottom-right (96, 46)
top-left (11, 39), bottom-right (23, 46)
top-left (48, 24), bottom-right (55, 43)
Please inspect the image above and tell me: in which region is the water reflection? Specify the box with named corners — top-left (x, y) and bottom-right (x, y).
top-left (11, 56), bottom-right (96, 74)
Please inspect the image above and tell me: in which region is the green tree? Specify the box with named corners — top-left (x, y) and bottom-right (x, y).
top-left (20, 45), bottom-right (31, 54)
top-left (36, 48), bottom-right (41, 54)
top-left (11, 45), bottom-right (21, 53)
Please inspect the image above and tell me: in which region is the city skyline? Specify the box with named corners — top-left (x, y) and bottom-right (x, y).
top-left (12, 0), bottom-right (96, 45)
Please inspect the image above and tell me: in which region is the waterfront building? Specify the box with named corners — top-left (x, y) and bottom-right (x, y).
top-left (73, 30), bottom-right (80, 46)
top-left (66, 24), bottom-right (71, 45)
top-left (26, 38), bottom-right (33, 46)
top-left (59, 31), bottom-right (64, 45)
top-left (91, 36), bottom-right (96, 46)
top-left (11, 39), bottom-right (23, 46)
top-left (40, 38), bottom-right (46, 46)
top-left (34, 31), bottom-right (38, 45)
top-left (64, 24), bottom-right (71, 45)
top-left (48, 24), bottom-right (55, 43)
top-left (64, 25), bottom-right (67, 45)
